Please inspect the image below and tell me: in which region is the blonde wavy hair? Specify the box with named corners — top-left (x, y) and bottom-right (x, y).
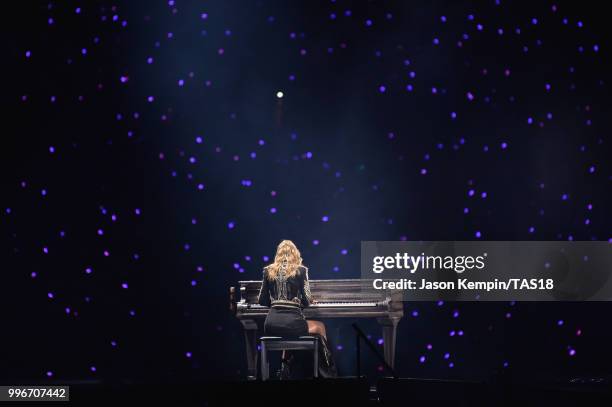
top-left (265, 240), bottom-right (304, 280)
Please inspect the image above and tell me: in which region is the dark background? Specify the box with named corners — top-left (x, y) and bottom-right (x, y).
top-left (2, 0), bottom-right (611, 383)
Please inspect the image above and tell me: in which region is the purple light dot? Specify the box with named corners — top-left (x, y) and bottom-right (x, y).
top-left (312, 240), bottom-right (319, 246)
top-left (450, 330), bottom-right (456, 337)
top-left (41, 189), bottom-right (47, 196)
top-left (426, 344), bottom-right (433, 350)
top-left (270, 208), bottom-right (277, 214)
top-left (31, 271), bottom-right (37, 278)
top-left (481, 192), bottom-right (487, 199)
top-left (178, 79), bottom-right (185, 87)
top-left (463, 207), bottom-right (469, 214)
top-left (46, 371), bottom-right (53, 377)
top-left (191, 280), bottom-right (197, 286)
top-left (444, 353), bottom-right (450, 359)
top-left (377, 338), bottom-right (384, 345)
top-left (341, 249), bottom-right (348, 255)
top-left (568, 349), bottom-right (576, 356)
top-left (147, 96), bottom-right (154, 102)
top-left (365, 19), bottom-right (372, 27)
top-left (501, 142), bottom-right (508, 149)
top-left (419, 356), bottom-right (426, 363)
top-left (90, 366), bottom-right (97, 372)
top-left (97, 229), bottom-right (104, 236)
top-left (412, 310), bottom-right (419, 317)
top-left (420, 168), bottom-right (427, 175)
top-left (321, 216), bottom-right (329, 222)
top-left (47, 292), bottom-right (54, 299)
top-left (227, 222), bottom-right (235, 229)
top-left (468, 189), bottom-right (475, 197)
top-left (43, 246), bottom-right (49, 254)
top-left (475, 231), bottom-right (482, 238)
top-left (336, 345), bottom-right (343, 351)
top-left (85, 267), bottom-right (92, 274)
top-left (196, 136), bottom-right (203, 144)
top-left (557, 320), bottom-right (564, 326)
top-left (121, 283), bottom-right (128, 289)
top-left (378, 85), bottom-right (386, 93)
top-left (186, 352), bottom-right (192, 358)
top-left (135, 208), bottom-right (141, 215)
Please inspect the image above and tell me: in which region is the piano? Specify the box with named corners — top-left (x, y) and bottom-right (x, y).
top-left (230, 279), bottom-right (404, 379)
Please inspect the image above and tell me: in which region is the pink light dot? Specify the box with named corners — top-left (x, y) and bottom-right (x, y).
top-left (46, 371), bottom-right (53, 377)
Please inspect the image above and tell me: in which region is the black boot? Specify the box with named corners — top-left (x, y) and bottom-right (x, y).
top-left (314, 334), bottom-right (338, 378)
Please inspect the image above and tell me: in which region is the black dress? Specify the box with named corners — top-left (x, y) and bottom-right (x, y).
top-left (258, 266), bottom-right (337, 378)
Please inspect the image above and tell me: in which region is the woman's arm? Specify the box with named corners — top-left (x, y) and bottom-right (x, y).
top-left (257, 269), bottom-right (271, 306)
top-left (300, 266), bottom-right (314, 306)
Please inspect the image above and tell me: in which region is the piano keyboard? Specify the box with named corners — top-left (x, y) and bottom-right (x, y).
top-left (311, 301), bottom-right (379, 307)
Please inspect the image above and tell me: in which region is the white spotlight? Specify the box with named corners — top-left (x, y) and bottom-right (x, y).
top-left (276, 91), bottom-right (284, 99)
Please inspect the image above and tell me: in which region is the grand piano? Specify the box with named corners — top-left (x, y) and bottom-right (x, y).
top-left (230, 279), bottom-right (404, 379)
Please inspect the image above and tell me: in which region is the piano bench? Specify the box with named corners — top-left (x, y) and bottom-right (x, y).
top-left (260, 336), bottom-right (318, 381)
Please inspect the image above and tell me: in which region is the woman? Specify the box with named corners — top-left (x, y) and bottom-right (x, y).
top-left (257, 240), bottom-right (337, 378)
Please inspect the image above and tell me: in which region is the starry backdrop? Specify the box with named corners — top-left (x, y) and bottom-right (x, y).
top-left (3, 0), bottom-right (611, 382)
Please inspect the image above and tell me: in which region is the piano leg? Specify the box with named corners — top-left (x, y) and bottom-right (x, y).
top-left (241, 319), bottom-right (259, 380)
top-left (377, 316), bottom-right (401, 370)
